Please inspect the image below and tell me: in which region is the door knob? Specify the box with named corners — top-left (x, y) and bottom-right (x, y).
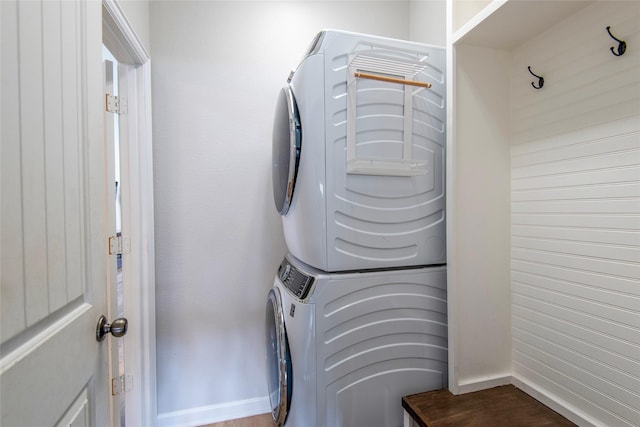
top-left (96, 315), bottom-right (128, 342)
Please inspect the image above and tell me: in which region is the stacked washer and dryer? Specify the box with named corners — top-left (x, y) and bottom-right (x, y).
top-left (265, 30), bottom-right (447, 427)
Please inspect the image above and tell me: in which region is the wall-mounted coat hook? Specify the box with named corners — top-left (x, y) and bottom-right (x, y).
top-left (606, 26), bottom-right (626, 56)
top-left (528, 66), bottom-right (544, 89)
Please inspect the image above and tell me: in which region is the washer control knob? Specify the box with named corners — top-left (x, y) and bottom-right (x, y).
top-left (281, 264), bottom-right (291, 281)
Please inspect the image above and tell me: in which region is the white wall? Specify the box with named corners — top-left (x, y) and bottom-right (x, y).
top-left (410, 0), bottom-right (446, 46)
top-left (150, 1), bottom-right (449, 424)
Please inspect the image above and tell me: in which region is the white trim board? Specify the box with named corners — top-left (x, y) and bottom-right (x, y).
top-left (512, 376), bottom-right (600, 427)
top-left (454, 373), bottom-right (512, 395)
top-left (157, 397), bottom-right (271, 427)
top-left (101, 0), bottom-right (157, 425)
top-left (102, 0), bottom-right (149, 65)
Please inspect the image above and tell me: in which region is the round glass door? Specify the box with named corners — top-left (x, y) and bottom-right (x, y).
top-left (272, 85), bottom-right (301, 216)
top-left (265, 287), bottom-right (292, 426)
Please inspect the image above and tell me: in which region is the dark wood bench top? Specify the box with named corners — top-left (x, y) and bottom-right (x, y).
top-left (402, 385), bottom-right (576, 426)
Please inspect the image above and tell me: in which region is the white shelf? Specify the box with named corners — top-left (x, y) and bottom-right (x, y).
top-left (452, 0), bottom-right (593, 49)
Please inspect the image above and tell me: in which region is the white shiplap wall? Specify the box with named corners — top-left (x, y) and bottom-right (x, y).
top-left (510, 2), bottom-right (640, 426)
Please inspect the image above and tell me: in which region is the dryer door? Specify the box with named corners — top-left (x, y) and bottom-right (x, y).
top-left (272, 85), bottom-right (301, 215)
top-left (265, 287), bottom-right (292, 427)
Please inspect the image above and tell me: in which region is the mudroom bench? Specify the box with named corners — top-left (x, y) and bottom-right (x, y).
top-left (402, 385), bottom-right (576, 426)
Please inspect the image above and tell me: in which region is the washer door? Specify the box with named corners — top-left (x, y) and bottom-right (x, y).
top-left (265, 287), bottom-right (292, 426)
top-left (272, 85), bottom-right (302, 216)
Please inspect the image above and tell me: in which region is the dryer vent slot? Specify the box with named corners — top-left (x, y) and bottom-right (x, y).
top-left (347, 46), bottom-right (433, 176)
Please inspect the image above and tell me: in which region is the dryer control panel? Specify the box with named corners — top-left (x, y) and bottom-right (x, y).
top-left (278, 258), bottom-right (314, 300)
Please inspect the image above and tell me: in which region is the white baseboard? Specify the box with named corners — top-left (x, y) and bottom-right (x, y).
top-left (157, 396), bottom-right (271, 427)
top-left (156, 377), bottom-right (597, 427)
top-left (451, 375), bottom-right (599, 426)
top-left (512, 376), bottom-right (599, 427)
top-left (453, 373), bottom-right (512, 394)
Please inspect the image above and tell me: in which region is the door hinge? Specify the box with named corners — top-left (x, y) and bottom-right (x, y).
top-left (105, 94), bottom-right (128, 114)
top-left (112, 374), bottom-right (134, 396)
top-left (108, 235), bottom-right (130, 255)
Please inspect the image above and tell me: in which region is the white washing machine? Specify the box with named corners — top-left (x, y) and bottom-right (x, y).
top-left (272, 30), bottom-right (446, 272)
top-left (265, 254), bottom-right (447, 427)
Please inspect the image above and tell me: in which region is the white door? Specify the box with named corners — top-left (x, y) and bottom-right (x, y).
top-left (1, 1), bottom-right (111, 426)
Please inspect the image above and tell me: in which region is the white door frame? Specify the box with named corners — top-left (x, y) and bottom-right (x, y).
top-left (102, 1), bottom-right (157, 425)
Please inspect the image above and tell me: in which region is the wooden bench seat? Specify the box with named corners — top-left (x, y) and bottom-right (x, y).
top-left (402, 385), bottom-right (576, 426)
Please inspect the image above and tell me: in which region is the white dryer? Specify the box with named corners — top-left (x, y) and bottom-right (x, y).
top-left (265, 254), bottom-right (448, 427)
top-left (272, 30), bottom-right (446, 272)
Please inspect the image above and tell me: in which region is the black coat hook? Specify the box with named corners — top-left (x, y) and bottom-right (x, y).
top-left (528, 66), bottom-right (544, 89)
top-left (606, 26), bottom-right (626, 56)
